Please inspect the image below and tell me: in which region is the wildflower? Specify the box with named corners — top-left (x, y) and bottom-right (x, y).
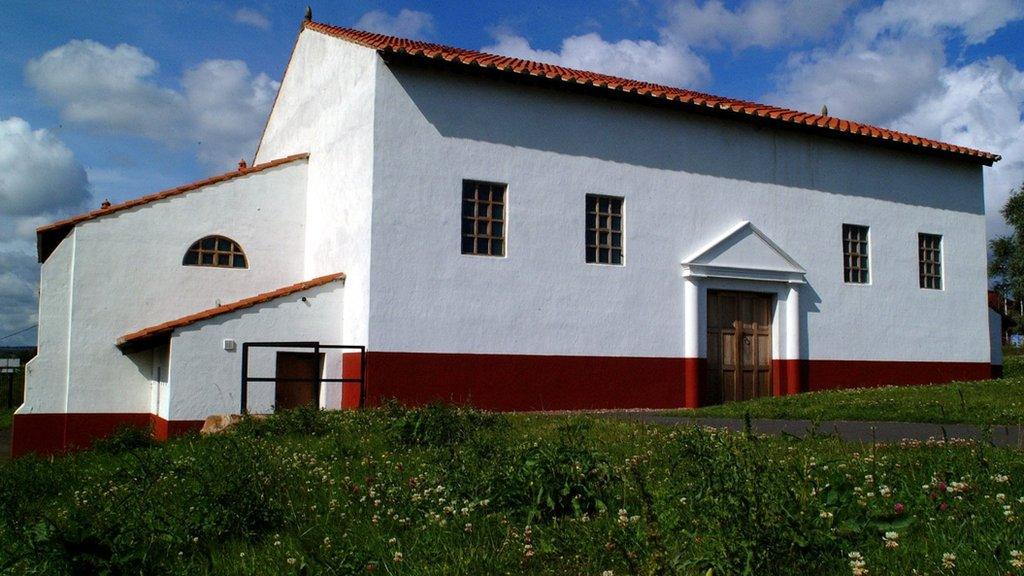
top-left (287, 558), bottom-right (297, 565)
top-left (994, 474), bottom-right (1011, 484)
top-left (893, 503), bottom-right (905, 515)
top-left (617, 509), bottom-right (630, 526)
top-left (464, 523), bottom-right (473, 532)
top-left (879, 485), bottom-right (892, 498)
top-left (602, 571), bottom-right (615, 576)
top-left (883, 532), bottom-right (900, 549)
top-left (393, 551), bottom-right (403, 562)
top-left (388, 537), bottom-right (397, 545)
top-left (819, 510), bottom-right (834, 520)
top-left (997, 493), bottom-right (1007, 503)
top-left (1011, 550), bottom-right (1024, 569)
top-left (848, 551), bottom-right (868, 576)
top-left (942, 553), bottom-right (956, 569)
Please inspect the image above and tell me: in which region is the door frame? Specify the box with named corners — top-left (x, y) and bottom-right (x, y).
top-left (682, 276), bottom-right (803, 407)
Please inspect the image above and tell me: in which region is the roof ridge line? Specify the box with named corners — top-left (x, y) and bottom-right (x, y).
top-left (301, 19), bottom-right (999, 165)
top-left (38, 152), bottom-right (310, 235)
top-left (116, 272), bottom-right (345, 349)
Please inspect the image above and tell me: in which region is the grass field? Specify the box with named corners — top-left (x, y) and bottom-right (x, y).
top-left (0, 409), bottom-right (11, 431)
top-left (2, 405), bottom-right (1024, 575)
top-left (671, 356), bottom-right (1024, 425)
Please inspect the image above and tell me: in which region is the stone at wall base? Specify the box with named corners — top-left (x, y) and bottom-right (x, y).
top-left (200, 414), bottom-right (266, 435)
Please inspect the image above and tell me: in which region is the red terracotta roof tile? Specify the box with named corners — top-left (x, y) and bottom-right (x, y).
top-left (116, 272), bottom-right (345, 351)
top-left (303, 20), bottom-right (1000, 166)
top-left (36, 153), bottom-right (309, 263)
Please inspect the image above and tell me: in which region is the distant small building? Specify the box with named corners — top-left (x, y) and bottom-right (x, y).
top-left (14, 17), bottom-right (1003, 456)
top-left (989, 290), bottom-right (1019, 344)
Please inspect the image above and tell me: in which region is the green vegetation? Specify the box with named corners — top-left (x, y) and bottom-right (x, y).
top-left (2, 405), bottom-right (1024, 575)
top-left (0, 409), bottom-right (12, 431)
top-left (672, 356), bottom-right (1024, 425)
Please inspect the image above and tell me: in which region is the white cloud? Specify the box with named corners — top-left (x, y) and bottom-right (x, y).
top-left (26, 40), bottom-right (279, 171)
top-left (183, 60), bottom-right (279, 168)
top-left (765, 0), bottom-right (1024, 236)
top-left (25, 40), bottom-right (187, 140)
top-left (483, 32), bottom-right (710, 88)
top-left (891, 58), bottom-right (1024, 234)
top-left (0, 117), bottom-right (90, 216)
top-left (662, 0), bottom-right (856, 50)
top-left (355, 9), bottom-right (435, 39)
top-left (233, 8), bottom-right (271, 30)
top-left (0, 117), bottom-right (92, 345)
top-left (853, 0), bottom-right (1023, 45)
top-left (0, 249), bottom-right (38, 345)
top-left (771, 37), bottom-right (946, 123)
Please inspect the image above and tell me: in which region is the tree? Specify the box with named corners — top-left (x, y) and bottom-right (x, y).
top-left (990, 182), bottom-right (1024, 325)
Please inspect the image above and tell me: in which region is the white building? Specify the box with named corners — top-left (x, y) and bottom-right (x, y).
top-left (14, 17), bottom-right (1002, 455)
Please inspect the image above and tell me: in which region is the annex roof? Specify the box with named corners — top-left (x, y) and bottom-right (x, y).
top-left (303, 20), bottom-right (1000, 166)
top-left (116, 272), bottom-right (345, 353)
top-left (36, 153), bottom-right (309, 263)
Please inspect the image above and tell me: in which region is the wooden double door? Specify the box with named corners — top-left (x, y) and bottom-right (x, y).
top-left (275, 352), bottom-right (323, 411)
top-left (706, 290), bottom-right (773, 405)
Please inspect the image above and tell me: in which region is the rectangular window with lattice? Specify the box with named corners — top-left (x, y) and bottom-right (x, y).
top-left (586, 195), bottom-right (624, 265)
top-left (461, 180), bottom-right (506, 257)
top-left (919, 233), bottom-right (942, 290)
top-left (843, 224), bottom-right (870, 284)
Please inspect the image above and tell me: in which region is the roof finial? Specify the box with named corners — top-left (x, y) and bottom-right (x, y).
top-left (820, 104), bottom-right (829, 117)
top-left (238, 158), bottom-right (248, 171)
top-left (304, 6), bottom-right (312, 21)
top-left (100, 199), bottom-right (111, 209)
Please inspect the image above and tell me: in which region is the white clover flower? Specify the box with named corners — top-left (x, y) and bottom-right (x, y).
top-left (942, 553), bottom-right (956, 569)
top-left (883, 532), bottom-right (900, 549)
top-left (848, 551), bottom-right (868, 576)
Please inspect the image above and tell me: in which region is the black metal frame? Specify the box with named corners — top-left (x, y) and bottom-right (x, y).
top-left (240, 341), bottom-right (365, 413)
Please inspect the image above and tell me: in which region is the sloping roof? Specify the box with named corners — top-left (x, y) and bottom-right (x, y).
top-left (116, 272), bottom-right (345, 353)
top-left (36, 153), bottom-right (310, 263)
top-left (303, 20), bottom-right (999, 166)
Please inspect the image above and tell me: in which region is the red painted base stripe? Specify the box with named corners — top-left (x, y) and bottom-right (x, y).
top-left (341, 352), bottom-right (363, 409)
top-left (803, 360), bottom-right (993, 392)
top-left (149, 415), bottom-right (204, 441)
top-left (357, 352), bottom-right (995, 411)
top-left (12, 413), bottom-right (203, 457)
top-left (361, 351), bottom-right (686, 411)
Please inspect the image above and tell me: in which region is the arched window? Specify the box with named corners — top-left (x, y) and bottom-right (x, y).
top-left (183, 236), bottom-right (247, 268)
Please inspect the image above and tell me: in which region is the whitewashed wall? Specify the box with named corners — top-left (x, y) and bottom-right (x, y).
top-left (256, 30), bottom-right (377, 349)
top-left (367, 62), bottom-right (990, 363)
top-left (166, 282), bottom-right (344, 421)
top-left (21, 234), bottom-right (75, 414)
top-left (24, 160), bottom-right (309, 416)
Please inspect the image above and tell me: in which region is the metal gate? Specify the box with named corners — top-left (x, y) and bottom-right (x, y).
top-left (0, 358), bottom-right (24, 410)
top-left (239, 342), bottom-right (365, 413)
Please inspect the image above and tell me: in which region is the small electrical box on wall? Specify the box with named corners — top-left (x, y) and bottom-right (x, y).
top-left (223, 339), bottom-right (237, 352)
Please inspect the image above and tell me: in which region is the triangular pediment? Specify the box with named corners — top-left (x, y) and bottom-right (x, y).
top-left (682, 222), bottom-right (805, 283)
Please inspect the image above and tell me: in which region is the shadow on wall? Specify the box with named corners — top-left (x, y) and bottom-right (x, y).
top-left (390, 64), bottom-right (984, 215)
top-left (800, 282), bottom-right (823, 361)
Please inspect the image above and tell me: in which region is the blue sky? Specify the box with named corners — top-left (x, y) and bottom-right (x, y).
top-left (1, 0), bottom-right (1023, 345)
